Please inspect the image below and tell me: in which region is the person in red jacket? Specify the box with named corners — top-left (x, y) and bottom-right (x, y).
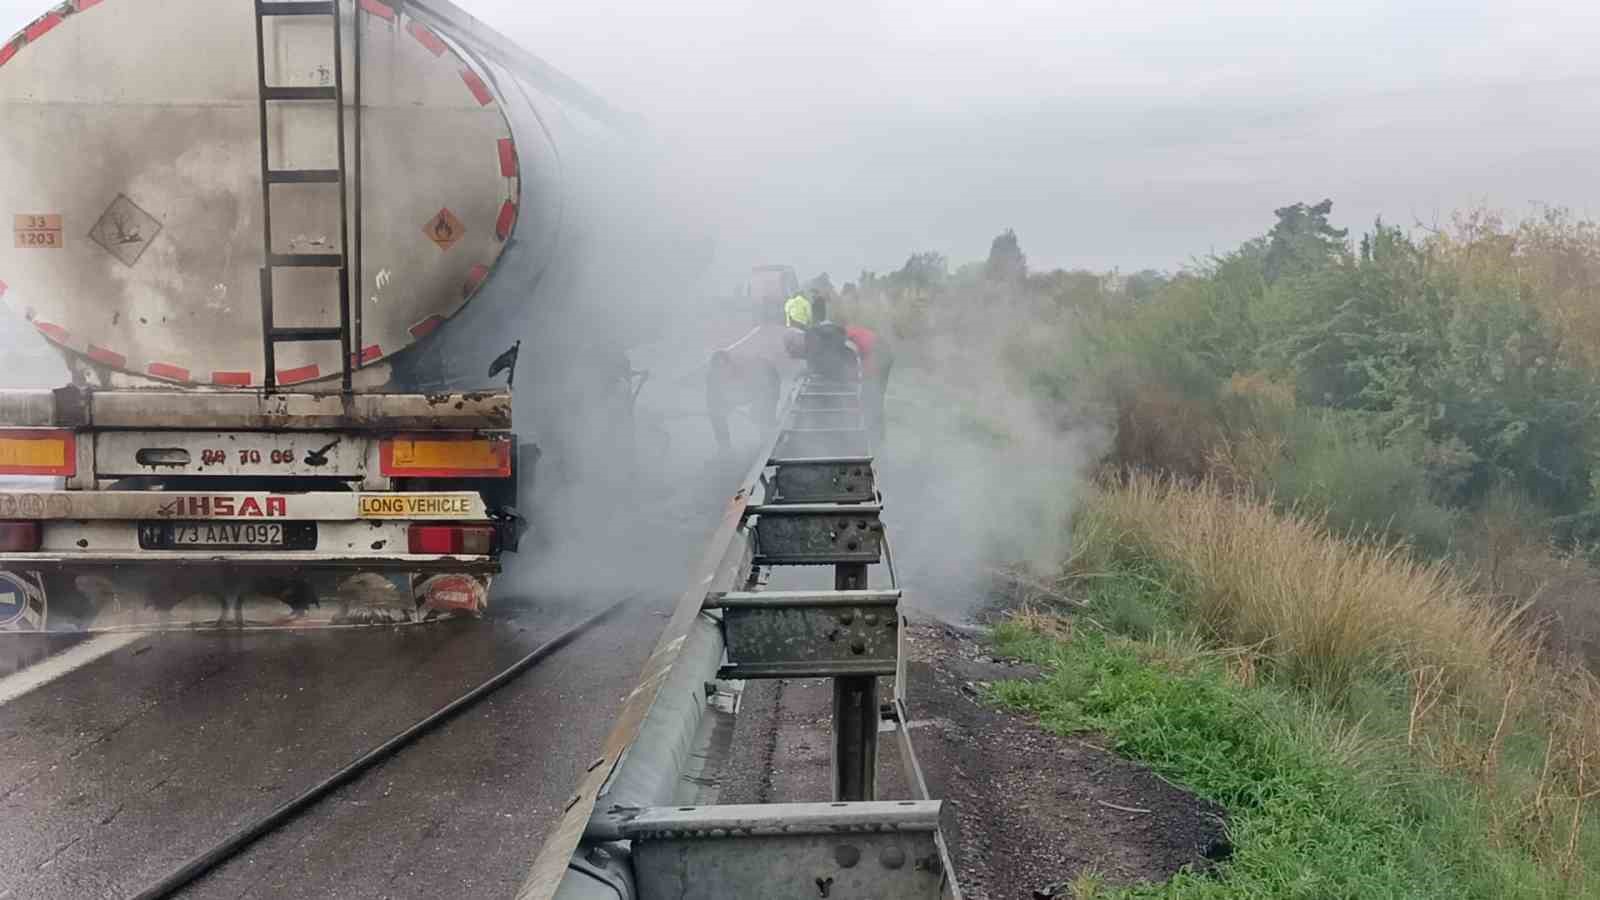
top-left (843, 324), bottom-right (893, 449)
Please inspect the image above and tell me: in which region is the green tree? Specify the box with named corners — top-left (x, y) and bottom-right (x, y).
top-left (1264, 199), bottom-right (1348, 283)
top-left (985, 228), bottom-right (1027, 283)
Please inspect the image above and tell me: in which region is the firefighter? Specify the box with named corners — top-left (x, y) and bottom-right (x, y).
top-left (785, 321), bottom-right (894, 449)
top-left (784, 293), bottom-right (813, 329)
top-left (844, 322), bottom-right (893, 449)
top-left (707, 348), bottom-right (780, 453)
top-left (785, 322), bottom-right (855, 380)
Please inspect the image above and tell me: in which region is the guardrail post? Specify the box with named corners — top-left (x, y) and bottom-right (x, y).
top-left (833, 561), bottom-right (878, 801)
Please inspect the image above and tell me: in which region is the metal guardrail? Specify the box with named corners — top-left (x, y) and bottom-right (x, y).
top-left (517, 376), bottom-right (963, 900)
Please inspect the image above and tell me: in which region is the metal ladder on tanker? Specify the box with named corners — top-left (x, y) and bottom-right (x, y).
top-left (252, 0), bottom-right (355, 392)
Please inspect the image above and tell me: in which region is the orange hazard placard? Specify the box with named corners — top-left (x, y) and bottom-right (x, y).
top-left (424, 208), bottom-right (464, 251)
top-left (14, 214), bottom-right (63, 249)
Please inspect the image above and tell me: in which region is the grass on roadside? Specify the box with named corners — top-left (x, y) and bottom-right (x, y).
top-left (984, 475), bottom-right (1600, 898)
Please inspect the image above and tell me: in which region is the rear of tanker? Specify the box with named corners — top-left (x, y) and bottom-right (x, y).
top-left (0, 0), bottom-right (583, 632)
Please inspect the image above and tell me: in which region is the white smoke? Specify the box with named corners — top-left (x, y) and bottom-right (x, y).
top-left (862, 287), bottom-right (1113, 624)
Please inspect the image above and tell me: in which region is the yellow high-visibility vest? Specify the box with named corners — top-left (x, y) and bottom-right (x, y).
top-left (784, 295), bottom-right (813, 328)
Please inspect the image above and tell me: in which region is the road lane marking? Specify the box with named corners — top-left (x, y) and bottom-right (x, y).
top-left (0, 632), bottom-right (143, 706)
top-left (722, 325), bottom-right (762, 353)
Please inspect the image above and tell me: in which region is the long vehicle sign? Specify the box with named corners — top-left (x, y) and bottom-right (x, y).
top-left (0, 491), bottom-right (488, 521)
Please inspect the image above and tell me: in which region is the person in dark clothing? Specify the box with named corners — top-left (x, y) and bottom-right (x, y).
top-left (786, 321), bottom-right (893, 450)
top-left (802, 321), bottom-right (859, 383)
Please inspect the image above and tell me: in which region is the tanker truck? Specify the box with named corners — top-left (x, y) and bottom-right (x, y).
top-left (0, 0), bottom-right (654, 631)
top-left (743, 264), bottom-right (799, 326)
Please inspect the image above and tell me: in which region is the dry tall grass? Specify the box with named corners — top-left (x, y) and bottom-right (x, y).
top-left (1080, 473), bottom-right (1535, 699)
top-left (1073, 473), bottom-right (1600, 878)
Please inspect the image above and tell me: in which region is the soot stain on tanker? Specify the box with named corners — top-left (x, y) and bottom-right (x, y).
top-left (74, 114), bottom-right (254, 376)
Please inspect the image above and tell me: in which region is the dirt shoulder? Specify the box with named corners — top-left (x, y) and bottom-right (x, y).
top-left (716, 619), bottom-right (1229, 899)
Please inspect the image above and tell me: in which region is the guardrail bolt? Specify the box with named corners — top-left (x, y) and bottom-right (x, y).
top-left (839, 611), bottom-right (854, 625)
top-left (834, 844), bottom-right (861, 868)
top-left (880, 845), bottom-right (906, 870)
top-left (850, 638), bottom-right (867, 655)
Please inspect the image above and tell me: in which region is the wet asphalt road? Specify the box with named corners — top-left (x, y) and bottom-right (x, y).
top-left (0, 596), bottom-right (668, 900)
top-left (0, 468), bottom-right (747, 900)
top-left (0, 319), bottom-right (769, 900)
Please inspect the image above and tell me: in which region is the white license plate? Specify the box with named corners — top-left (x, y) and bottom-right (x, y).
top-left (169, 522), bottom-right (286, 547)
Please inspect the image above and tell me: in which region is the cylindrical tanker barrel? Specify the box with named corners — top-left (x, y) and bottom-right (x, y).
top-left (0, 0), bottom-right (552, 390)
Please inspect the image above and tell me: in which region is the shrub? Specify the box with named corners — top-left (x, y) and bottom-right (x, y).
top-left (1058, 476), bottom-right (1600, 887)
top-left (1267, 412), bottom-right (1458, 556)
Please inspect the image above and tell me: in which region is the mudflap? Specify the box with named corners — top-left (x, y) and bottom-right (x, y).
top-left (9, 568), bottom-right (492, 633)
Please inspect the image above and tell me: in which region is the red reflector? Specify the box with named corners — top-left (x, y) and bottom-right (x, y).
top-left (24, 12), bottom-right (63, 43)
top-left (460, 68), bottom-right (494, 106)
top-left (408, 524), bottom-right (496, 555)
top-left (408, 20), bottom-right (446, 56)
top-left (497, 138), bottom-right (518, 177)
top-left (495, 200), bottom-right (518, 241)
top-left (359, 0), bottom-right (396, 20)
top-left (0, 522), bottom-right (41, 552)
top-left (462, 265), bottom-right (489, 299)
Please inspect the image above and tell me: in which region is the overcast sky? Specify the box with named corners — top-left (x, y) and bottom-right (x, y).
top-left (7, 0), bottom-right (1600, 285)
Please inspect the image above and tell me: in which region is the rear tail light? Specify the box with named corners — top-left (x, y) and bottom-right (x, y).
top-left (407, 524), bottom-right (498, 555)
top-left (0, 522), bottom-right (42, 552)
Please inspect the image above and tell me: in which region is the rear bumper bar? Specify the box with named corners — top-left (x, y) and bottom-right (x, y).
top-left (0, 555), bottom-right (498, 632)
top-left (0, 551), bottom-right (499, 574)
